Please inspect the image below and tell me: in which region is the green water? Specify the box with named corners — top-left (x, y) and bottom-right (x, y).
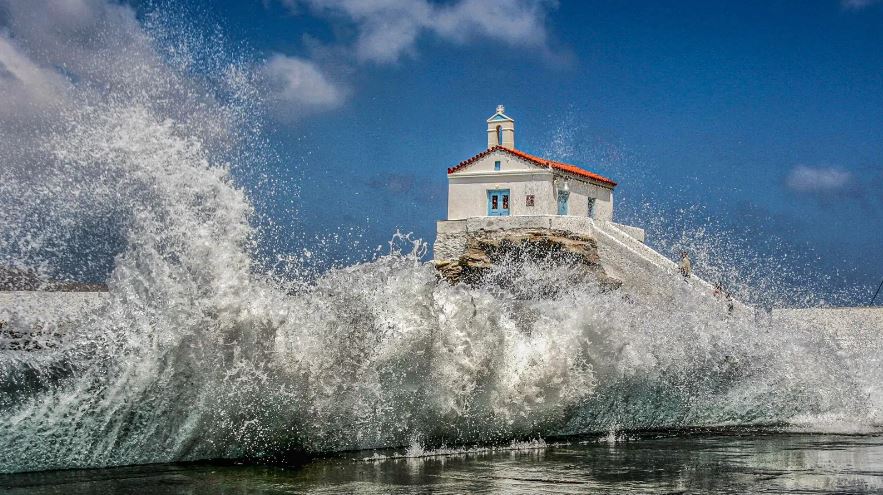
top-left (3, 432), bottom-right (883, 494)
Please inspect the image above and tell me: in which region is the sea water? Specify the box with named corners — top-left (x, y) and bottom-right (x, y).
top-left (3, 431), bottom-right (883, 494)
top-left (1, 6), bottom-right (882, 486)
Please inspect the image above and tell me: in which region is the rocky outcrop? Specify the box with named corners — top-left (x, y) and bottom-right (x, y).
top-left (434, 228), bottom-right (621, 293)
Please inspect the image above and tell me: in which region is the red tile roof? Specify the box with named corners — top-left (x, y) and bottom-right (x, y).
top-left (447, 146), bottom-right (617, 188)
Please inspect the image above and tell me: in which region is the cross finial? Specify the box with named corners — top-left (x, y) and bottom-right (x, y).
top-left (496, 104), bottom-right (505, 114)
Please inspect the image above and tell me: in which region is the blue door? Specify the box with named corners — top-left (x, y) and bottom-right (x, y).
top-left (487, 189), bottom-right (510, 216)
top-left (557, 191), bottom-right (569, 215)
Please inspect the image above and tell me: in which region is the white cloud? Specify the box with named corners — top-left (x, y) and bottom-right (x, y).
top-left (0, 0), bottom-right (258, 171)
top-left (785, 165), bottom-right (854, 194)
top-left (0, 36), bottom-right (72, 127)
top-left (0, 0), bottom-right (557, 131)
top-left (0, 0), bottom-right (159, 90)
top-left (0, 0), bottom-right (159, 170)
top-left (433, 0), bottom-right (551, 47)
top-left (842, 0), bottom-right (881, 9)
top-left (260, 54), bottom-right (346, 118)
top-left (260, 0), bottom-right (558, 116)
top-left (287, 0), bottom-right (557, 64)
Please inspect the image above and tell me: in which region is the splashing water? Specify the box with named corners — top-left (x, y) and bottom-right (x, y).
top-left (1, 9), bottom-right (882, 476)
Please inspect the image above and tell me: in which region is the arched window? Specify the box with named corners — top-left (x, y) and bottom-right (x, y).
top-left (496, 125), bottom-right (503, 146)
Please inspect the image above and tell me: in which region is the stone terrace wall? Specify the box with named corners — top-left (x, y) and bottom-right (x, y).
top-left (771, 307), bottom-right (883, 345)
top-left (0, 291), bottom-right (108, 350)
top-left (434, 216), bottom-right (646, 261)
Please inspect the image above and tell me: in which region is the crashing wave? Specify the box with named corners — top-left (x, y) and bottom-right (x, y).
top-left (0, 7), bottom-right (881, 475)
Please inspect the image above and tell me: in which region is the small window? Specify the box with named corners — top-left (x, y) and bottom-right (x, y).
top-left (496, 125), bottom-right (503, 146)
top-left (492, 195), bottom-right (498, 209)
top-left (526, 195), bottom-right (535, 207)
top-left (494, 160), bottom-right (501, 171)
top-left (587, 197), bottom-right (596, 218)
top-left (502, 194), bottom-right (509, 210)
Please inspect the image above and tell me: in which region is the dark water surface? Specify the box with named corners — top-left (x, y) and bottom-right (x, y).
top-left (3, 432), bottom-right (883, 494)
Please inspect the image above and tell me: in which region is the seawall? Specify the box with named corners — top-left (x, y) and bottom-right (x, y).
top-left (0, 291), bottom-right (108, 350)
top-left (435, 216), bottom-right (728, 305)
top-left (770, 307), bottom-right (883, 344)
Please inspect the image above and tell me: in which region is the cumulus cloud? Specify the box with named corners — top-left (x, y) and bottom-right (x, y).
top-left (0, 0), bottom-right (163, 170)
top-left (0, 36), bottom-right (72, 129)
top-left (0, 0), bottom-right (159, 92)
top-left (282, 0), bottom-right (557, 64)
top-left (258, 0), bottom-right (559, 116)
top-left (784, 165), bottom-right (883, 217)
top-left (260, 54), bottom-right (346, 118)
top-left (1, 0), bottom-right (560, 130)
top-left (0, 0), bottom-right (349, 132)
top-left (785, 165), bottom-right (854, 194)
top-left (841, 0), bottom-right (881, 9)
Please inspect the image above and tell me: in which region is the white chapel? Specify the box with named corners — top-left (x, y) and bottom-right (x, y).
top-left (445, 105), bottom-right (616, 221)
top-left (434, 106), bottom-right (646, 262)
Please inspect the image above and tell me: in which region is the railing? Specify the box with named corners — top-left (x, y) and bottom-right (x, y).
top-left (872, 278), bottom-right (883, 306)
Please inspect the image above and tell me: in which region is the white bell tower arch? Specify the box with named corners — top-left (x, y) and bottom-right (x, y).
top-left (486, 104), bottom-right (515, 149)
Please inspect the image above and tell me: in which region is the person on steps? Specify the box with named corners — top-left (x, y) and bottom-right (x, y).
top-left (679, 251), bottom-right (692, 280)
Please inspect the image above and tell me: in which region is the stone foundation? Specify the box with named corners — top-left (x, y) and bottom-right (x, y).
top-left (433, 227), bottom-right (621, 290)
top-left (433, 216), bottom-right (645, 262)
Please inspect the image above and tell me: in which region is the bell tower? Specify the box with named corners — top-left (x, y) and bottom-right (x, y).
top-left (486, 105), bottom-right (515, 149)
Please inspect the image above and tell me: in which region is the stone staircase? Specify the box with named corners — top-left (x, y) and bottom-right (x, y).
top-left (593, 220), bottom-right (747, 310)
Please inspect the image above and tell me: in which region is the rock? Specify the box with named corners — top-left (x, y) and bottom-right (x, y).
top-left (434, 228), bottom-right (621, 294)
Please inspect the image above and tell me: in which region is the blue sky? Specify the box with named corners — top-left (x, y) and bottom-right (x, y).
top-left (186, 0), bottom-right (882, 299)
top-left (2, 0), bottom-right (882, 301)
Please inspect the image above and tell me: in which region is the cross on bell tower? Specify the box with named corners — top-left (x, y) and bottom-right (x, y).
top-left (486, 104), bottom-right (515, 149)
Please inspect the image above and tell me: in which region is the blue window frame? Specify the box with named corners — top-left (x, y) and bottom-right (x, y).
top-left (557, 190), bottom-right (569, 215)
top-left (487, 189), bottom-right (510, 216)
top-left (494, 160), bottom-right (501, 171)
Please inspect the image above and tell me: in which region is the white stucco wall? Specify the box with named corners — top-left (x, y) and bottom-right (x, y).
top-left (487, 119), bottom-right (515, 149)
top-left (559, 179), bottom-right (614, 221)
top-left (447, 150), bottom-right (614, 221)
top-left (448, 173), bottom-right (556, 219)
top-left (453, 149), bottom-right (534, 174)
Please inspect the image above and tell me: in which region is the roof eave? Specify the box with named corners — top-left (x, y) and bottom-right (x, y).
top-left (486, 113), bottom-right (514, 123)
top-left (550, 168), bottom-right (617, 189)
top-left (448, 145), bottom-right (617, 188)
